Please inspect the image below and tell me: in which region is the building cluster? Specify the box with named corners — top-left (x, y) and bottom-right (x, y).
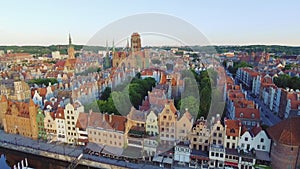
top-left (0, 89), bottom-right (273, 169)
top-left (225, 75), bottom-right (260, 128)
top-left (236, 67), bottom-right (300, 119)
top-left (1, 33), bottom-right (299, 169)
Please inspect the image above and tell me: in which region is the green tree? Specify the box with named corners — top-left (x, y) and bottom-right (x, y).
top-left (177, 96), bottom-right (199, 118)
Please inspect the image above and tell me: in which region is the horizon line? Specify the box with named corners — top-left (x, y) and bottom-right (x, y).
top-left (0, 44), bottom-right (299, 48)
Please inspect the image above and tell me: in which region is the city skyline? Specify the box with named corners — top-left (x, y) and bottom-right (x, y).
top-left (1, 0), bottom-right (300, 46)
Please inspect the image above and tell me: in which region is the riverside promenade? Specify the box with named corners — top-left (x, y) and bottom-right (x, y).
top-left (0, 130), bottom-right (162, 169)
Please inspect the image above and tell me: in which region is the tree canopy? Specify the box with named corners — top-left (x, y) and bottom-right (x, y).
top-left (273, 74), bottom-right (300, 90)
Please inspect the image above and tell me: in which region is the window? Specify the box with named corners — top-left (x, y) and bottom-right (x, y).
top-left (213, 133), bottom-right (217, 137)
top-left (218, 133), bottom-right (222, 137)
top-left (220, 153), bottom-right (223, 158)
top-left (245, 137), bottom-right (248, 141)
top-left (262, 145), bottom-right (265, 150)
top-left (217, 127), bottom-right (220, 131)
top-left (260, 138), bottom-right (264, 143)
top-left (211, 152), bottom-right (215, 156)
top-left (240, 113), bottom-right (244, 118)
top-left (193, 138), bottom-right (197, 142)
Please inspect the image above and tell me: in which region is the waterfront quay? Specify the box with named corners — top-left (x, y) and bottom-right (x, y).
top-left (0, 130), bottom-right (162, 169)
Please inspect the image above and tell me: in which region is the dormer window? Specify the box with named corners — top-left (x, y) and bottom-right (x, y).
top-left (240, 113), bottom-right (244, 118)
top-left (251, 113), bottom-right (255, 118)
top-left (230, 129), bottom-right (235, 133)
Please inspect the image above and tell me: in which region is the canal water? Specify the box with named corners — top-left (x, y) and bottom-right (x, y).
top-left (0, 147), bottom-right (98, 169)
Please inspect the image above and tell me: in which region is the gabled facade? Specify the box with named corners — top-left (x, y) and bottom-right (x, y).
top-left (159, 100), bottom-right (178, 145)
top-left (209, 116), bottom-right (225, 169)
top-left (36, 109), bottom-right (46, 139)
top-left (145, 110), bottom-right (159, 136)
top-left (44, 110), bottom-right (57, 141)
top-left (176, 110), bottom-right (194, 142)
top-left (64, 101), bottom-right (84, 144)
top-left (189, 117), bottom-right (210, 152)
top-left (3, 99), bottom-right (38, 140)
top-left (56, 107), bottom-right (66, 143)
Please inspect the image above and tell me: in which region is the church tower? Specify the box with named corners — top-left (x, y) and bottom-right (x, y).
top-left (68, 33), bottom-right (75, 59)
top-left (131, 32), bottom-right (141, 52)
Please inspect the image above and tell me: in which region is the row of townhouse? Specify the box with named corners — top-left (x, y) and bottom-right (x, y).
top-left (0, 93), bottom-right (275, 169)
top-left (174, 115), bottom-right (271, 169)
top-left (251, 71), bottom-right (300, 119)
top-left (225, 76), bottom-right (261, 128)
top-left (236, 67), bottom-right (259, 90)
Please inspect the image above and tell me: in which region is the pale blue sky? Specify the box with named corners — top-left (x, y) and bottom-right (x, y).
top-left (0, 0), bottom-right (300, 46)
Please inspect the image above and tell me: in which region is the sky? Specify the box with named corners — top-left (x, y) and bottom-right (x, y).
top-left (0, 0), bottom-right (300, 46)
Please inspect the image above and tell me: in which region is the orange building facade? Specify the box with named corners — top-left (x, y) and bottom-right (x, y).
top-left (2, 97), bottom-right (38, 140)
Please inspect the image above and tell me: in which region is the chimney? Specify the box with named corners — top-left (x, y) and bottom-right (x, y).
top-left (109, 113), bottom-right (113, 123)
top-left (102, 113), bottom-right (106, 122)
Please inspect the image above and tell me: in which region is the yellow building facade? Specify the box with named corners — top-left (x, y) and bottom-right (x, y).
top-left (2, 98), bottom-right (38, 140)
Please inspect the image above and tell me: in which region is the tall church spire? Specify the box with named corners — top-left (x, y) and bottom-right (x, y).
top-left (67, 33), bottom-right (75, 59)
top-left (69, 33), bottom-right (72, 46)
top-left (112, 39), bottom-right (115, 53)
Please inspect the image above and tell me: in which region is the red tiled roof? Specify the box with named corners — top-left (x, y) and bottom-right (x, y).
top-left (76, 112), bottom-right (88, 129)
top-left (225, 119), bottom-right (241, 137)
top-left (235, 108), bottom-right (260, 120)
top-left (55, 107), bottom-right (65, 119)
top-left (267, 117), bottom-right (300, 146)
top-left (88, 112), bottom-right (126, 132)
top-left (251, 124), bottom-right (262, 137)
